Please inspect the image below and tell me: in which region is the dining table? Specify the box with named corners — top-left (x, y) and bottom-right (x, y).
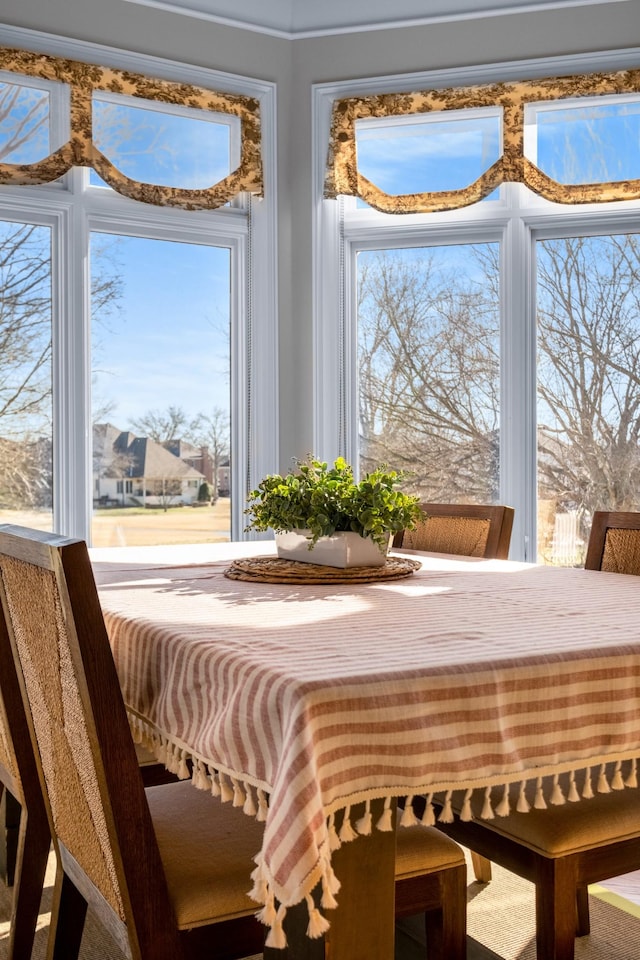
top-left (90, 540), bottom-right (640, 959)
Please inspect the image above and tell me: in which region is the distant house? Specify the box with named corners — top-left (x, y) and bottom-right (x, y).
top-left (93, 423), bottom-right (206, 507)
top-left (164, 438), bottom-right (214, 485)
top-left (164, 439), bottom-right (230, 498)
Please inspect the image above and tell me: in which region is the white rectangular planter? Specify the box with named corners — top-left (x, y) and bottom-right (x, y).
top-left (275, 529), bottom-right (390, 568)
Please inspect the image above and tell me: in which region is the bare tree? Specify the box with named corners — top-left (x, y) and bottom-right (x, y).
top-left (0, 221), bottom-right (122, 510)
top-left (536, 234), bottom-right (640, 522)
top-left (357, 236), bottom-right (640, 548)
top-left (0, 253), bottom-right (121, 512)
top-left (130, 405), bottom-right (189, 443)
top-left (0, 435), bottom-right (51, 510)
top-left (0, 83), bottom-right (48, 164)
top-left (357, 249), bottom-right (500, 501)
top-left (187, 407), bottom-right (230, 502)
top-left (0, 222), bottom-right (52, 436)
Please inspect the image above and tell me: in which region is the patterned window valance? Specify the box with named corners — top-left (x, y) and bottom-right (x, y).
top-left (0, 47), bottom-right (263, 210)
top-left (325, 68), bottom-right (640, 213)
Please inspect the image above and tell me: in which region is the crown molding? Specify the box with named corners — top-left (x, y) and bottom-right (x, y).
top-left (121, 0), bottom-right (633, 39)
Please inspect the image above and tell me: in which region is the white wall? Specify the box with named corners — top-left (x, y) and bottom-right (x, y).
top-left (1, 0), bottom-right (639, 466)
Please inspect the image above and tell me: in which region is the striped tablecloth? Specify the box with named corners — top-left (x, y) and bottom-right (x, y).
top-left (92, 542), bottom-right (640, 945)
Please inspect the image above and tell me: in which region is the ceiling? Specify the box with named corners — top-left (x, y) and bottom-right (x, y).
top-left (123, 0), bottom-right (628, 38)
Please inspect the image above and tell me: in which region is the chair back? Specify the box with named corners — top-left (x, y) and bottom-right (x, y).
top-left (0, 589), bottom-right (52, 958)
top-left (393, 503), bottom-right (514, 559)
top-left (584, 511), bottom-right (640, 575)
top-left (0, 607), bottom-right (25, 805)
top-left (0, 524), bottom-right (181, 957)
top-left (0, 533), bottom-right (61, 813)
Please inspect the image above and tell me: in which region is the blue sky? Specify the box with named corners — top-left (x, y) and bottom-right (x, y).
top-left (355, 113), bottom-right (501, 194)
top-left (534, 99), bottom-right (640, 183)
top-left (91, 95), bottom-right (234, 189)
top-left (355, 97), bottom-right (640, 194)
top-left (91, 234), bottom-right (230, 430)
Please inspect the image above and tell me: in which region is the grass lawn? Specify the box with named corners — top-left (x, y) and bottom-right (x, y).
top-left (0, 499), bottom-right (231, 548)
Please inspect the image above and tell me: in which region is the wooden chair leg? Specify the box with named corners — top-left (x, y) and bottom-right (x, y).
top-left (470, 851), bottom-right (492, 883)
top-left (424, 863), bottom-right (467, 960)
top-left (0, 783), bottom-right (6, 883)
top-left (8, 810), bottom-right (51, 960)
top-left (576, 884), bottom-right (590, 936)
top-left (424, 907), bottom-right (443, 959)
top-left (139, 762), bottom-right (180, 787)
top-left (535, 856), bottom-right (579, 960)
top-left (0, 788), bottom-right (21, 887)
top-left (49, 869), bottom-right (88, 960)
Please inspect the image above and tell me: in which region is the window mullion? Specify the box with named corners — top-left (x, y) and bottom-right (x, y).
top-left (501, 184), bottom-right (537, 562)
top-left (53, 194), bottom-right (91, 539)
top-left (313, 197), bottom-right (346, 462)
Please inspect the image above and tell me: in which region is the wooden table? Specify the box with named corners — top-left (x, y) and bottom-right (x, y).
top-left (91, 542), bottom-right (640, 958)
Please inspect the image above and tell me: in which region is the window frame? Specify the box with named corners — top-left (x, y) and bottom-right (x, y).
top-left (313, 46), bottom-right (640, 562)
top-left (0, 23), bottom-right (278, 544)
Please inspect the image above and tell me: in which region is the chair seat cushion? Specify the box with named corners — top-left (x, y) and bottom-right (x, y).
top-left (146, 780), bottom-right (266, 928)
top-left (395, 824), bottom-right (465, 879)
top-left (149, 782), bottom-right (466, 927)
top-left (442, 770), bottom-right (640, 858)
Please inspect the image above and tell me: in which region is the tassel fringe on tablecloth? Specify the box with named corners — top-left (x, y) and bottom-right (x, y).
top-left (129, 715), bottom-right (640, 950)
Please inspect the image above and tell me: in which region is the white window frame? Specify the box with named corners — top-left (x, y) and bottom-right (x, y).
top-left (313, 46), bottom-right (640, 562)
top-left (0, 24), bottom-right (278, 543)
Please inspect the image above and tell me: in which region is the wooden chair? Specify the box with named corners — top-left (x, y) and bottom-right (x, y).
top-left (393, 503), bottom-right (514, 560)
top-left (0, 576), bottom-right (172, 960)
top-left (0, 587), bottom-right (51, 960)
top-left (0, 524), bottom-right (467, 960)
top-left (584, 510), bottom-right (640, 573)
top-left (429, 509), bottom-right (640, 960)
top-left (0, 524), bottom-right (269, 960)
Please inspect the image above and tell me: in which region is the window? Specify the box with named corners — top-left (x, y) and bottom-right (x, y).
top-left (0, 34), bottom-right (277, 545)
top-left (315, 51), bottom-right (640, 564)
top-left (0, 218), bottom-right (53, 529)
top-left (0, 74), bottom-right (60, 162)
top-left (357, 243), bottom-right (500, 501)
top-left (354, 108), bottom-right (502, 196)
top-left (525, 94), bottom-right (640, 185)
top-left (90, 231), bottom-right (232, 544)
top-left (91, 92), bottom-right (240, 190)
top-left (536, 232), bottom-right (640, 565)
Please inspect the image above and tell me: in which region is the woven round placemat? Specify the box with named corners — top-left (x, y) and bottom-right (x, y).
top-left (223, 555), bottom-right (421, 584)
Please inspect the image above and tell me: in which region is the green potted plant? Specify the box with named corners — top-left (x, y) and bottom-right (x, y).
top-left (244, 456), bottom-right (424, 567)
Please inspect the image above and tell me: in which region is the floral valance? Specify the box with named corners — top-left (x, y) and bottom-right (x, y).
top-left (325, 68), bottom-right (640, 213)
top-left (0, 47), bottom-right (263, 210)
